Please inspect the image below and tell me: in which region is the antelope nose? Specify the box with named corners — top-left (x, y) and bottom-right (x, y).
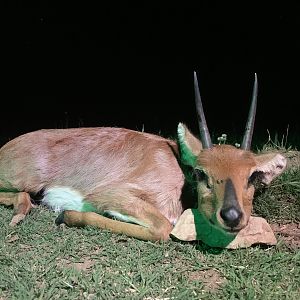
top-left (220, 207), bottom-right (242, 228)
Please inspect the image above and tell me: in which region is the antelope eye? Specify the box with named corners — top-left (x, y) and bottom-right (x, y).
top-left (194, 169), bottom-right (207, 182)
top-left (194, 169), bottom-right (212, 189)
top-left (194, 169), bottom-right (212, 190)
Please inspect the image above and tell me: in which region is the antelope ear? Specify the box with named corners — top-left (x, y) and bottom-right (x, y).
top-left (177, 123), bottom-right (203, 167)
top-left (251, 152), bottom-right (287, 185)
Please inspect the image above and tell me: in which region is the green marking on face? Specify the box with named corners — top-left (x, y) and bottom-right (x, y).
top-left (177, 124), bottom-right (197, 167)
top-left (192, 208), bottom-right (236, 248)
top-left (179, 141), bottom-right (197, 167)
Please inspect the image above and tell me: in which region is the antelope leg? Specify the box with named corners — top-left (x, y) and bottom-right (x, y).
top-left (0, 192), bottom-right (33, 226)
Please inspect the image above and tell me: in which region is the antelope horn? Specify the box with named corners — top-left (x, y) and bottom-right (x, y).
top-left (241, 73), bottom-right (258, 150)
top-left (194, 71), bottom-right (213, 149)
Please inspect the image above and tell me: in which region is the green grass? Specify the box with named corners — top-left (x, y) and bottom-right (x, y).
top-left (0, 205), bottom-right (299, 300)
top-left (253, 167), bottom-right (300, 223)
top-left (0, 145), bottom-right (300, 299)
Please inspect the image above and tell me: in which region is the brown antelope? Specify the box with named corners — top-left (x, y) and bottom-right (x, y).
top-left (0, 72), bottom-right (286, 241)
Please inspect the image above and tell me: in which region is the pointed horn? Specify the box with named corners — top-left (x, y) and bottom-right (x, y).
top-left (241, 73), bottom-right (258, 150)
top-left (194, 71), bottom-right (213, 149)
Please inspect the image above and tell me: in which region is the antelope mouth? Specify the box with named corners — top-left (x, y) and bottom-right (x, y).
top-left (222, 222), bottom-right (248, 234)
top-left (210, 218), bottom-right (247, 234)
top-left (214, 207), bottom-right (249, 234)
top-left (226, 226), bottom-right (244, 233)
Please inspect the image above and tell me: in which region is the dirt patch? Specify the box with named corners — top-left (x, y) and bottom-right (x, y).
top-left (270, 222), bottom-right (300, 250)
top-left (57, 257), bottom-right (95, 272)
top-left (71, 258), bottom-right (95, 272)
top-left (186, 268), bottom-right (226, 291)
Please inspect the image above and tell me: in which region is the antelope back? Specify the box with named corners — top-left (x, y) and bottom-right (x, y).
top-left (0, 127), bottom-right (184, 205)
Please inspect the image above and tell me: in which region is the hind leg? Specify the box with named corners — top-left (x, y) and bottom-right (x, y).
top-left (0, 192), bottom-right (33, 226)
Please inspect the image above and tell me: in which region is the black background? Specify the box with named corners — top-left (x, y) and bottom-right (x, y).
top-left (2, 2), bottom-right (300, 147)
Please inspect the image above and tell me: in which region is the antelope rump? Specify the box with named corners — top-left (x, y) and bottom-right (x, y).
top-left (0, 72), bottom-right (287, 241)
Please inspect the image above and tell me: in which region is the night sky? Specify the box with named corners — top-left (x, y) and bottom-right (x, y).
top-left (2, 3), bottom-right (300, 147)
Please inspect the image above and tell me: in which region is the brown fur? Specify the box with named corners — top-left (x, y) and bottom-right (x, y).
top-left (196, 145), bottom-right (258, 230)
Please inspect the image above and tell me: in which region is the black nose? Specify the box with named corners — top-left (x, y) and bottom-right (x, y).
top-left (220, 207), bottom-right (242, 228)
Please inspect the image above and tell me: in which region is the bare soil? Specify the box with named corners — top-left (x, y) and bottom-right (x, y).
top-left (270, 222), bottom-right (300, 250)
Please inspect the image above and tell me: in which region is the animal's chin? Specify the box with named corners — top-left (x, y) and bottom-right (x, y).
top-left (223, 223), bottom-right (248, 234)
top-left (225, 227), bottom-right (242, 234)
top-left (209, 219), bottom-right (246, 234)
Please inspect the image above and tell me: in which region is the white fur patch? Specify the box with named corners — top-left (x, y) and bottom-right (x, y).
top-left (104, 210), bottom-right (148, 227)
top-left (42, 186), bottom-right (84, 212)
top-left (177, 122), bottom-right (186, 143)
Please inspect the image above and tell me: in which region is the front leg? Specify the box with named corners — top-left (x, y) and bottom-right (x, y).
top-left (0, 192), bottom-right (33, 226)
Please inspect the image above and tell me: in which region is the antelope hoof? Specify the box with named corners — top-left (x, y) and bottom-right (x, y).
top-left (55, 211), bottom-right (66, 226)
top-left (9, 213), bottom-right (26, 227)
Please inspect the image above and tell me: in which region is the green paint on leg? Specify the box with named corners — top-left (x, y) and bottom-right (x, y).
top-left (81, 201), bottom-right (99, 213)
top-left (192, 209), bottom-right (236, 248)
top-left (0, 188), bottom-right (19, 193)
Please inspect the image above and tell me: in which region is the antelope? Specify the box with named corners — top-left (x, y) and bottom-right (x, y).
top-left (0, 72), bottom-right (287, 241)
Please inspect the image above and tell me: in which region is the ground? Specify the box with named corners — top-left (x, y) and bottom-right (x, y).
top-left (271, 222), bottom-right (300, 250)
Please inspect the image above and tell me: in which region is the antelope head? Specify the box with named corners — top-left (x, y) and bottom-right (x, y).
top-left (178, 72), bottom-right (287, 233)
